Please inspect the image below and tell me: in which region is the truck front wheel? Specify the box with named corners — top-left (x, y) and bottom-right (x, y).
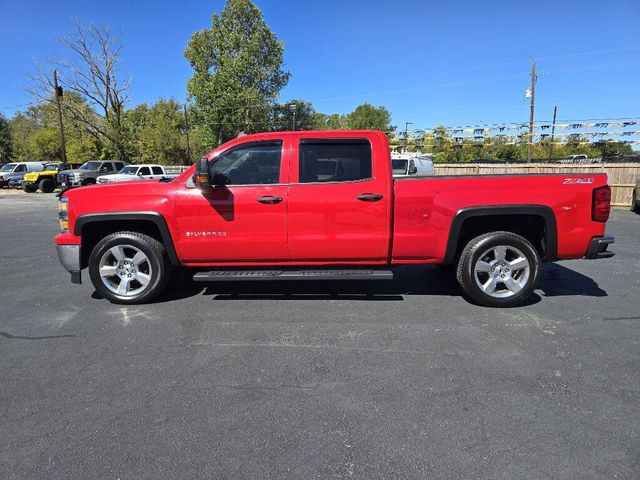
top-left (456, 231), bottom-right (540, 307)
top-left (88, 231), bottom-right (171, 304)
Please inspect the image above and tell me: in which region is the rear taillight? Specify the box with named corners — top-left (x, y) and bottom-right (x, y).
top-left (592, 185), bottom-right (611, 222)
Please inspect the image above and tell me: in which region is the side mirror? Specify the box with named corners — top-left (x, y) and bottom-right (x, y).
top-left (212, 173), bottom-right (231, 187)
top-left (408, 165), bottom-right (418, 175)
top-left (194, 157), bottom-right (211, 189)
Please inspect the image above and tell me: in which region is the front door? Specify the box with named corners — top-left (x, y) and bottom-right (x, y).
top-left (287, 138), bottom-right (390, 262)
top-left (175, 140), bottom-right (289, 263)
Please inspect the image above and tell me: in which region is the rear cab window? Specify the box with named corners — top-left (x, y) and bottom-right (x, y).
top-left (298, 139), bottom-right (372, 183)
top-left (152, 166), bottom-right (163, 175)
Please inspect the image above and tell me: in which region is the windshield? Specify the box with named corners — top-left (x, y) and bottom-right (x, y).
top-left (392, 159), bottom-right (408, 175)
top-left (44, 165), bottom-right (58, 171)
top-left (79, 161), bottom-right (102, 170)
top-left (119, 166), bottom-right (138, 174)
top-left (0, 163), bottom-right (17, 172)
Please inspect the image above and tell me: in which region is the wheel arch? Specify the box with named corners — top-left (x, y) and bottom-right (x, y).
top-left (74, 212), bottom-right (180, 268)
top-left (443, 205), bottom-right (558, 264)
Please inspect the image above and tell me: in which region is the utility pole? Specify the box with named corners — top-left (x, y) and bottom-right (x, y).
top-left (404, 122), bottom-right (412, 152)
top-left (289, 103), bottom-right (298, 131)
top-left (548, 105), bottom-right (557, 162)
top-left (527, 59), bottom-right (537, 163)
top-left (183, 104), bottom-right (192, 164)
top-left (53, 69), bottom-right (67, 164)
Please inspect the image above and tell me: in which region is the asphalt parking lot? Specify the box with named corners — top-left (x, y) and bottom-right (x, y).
top-left (0, 192), bottom-right (638, 479)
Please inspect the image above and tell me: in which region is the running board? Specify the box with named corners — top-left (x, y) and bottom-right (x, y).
top-left (193, 269), bottom-right (394, 282)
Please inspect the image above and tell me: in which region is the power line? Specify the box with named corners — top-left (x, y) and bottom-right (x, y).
top-left (288, 46), bottom-right (640, 98)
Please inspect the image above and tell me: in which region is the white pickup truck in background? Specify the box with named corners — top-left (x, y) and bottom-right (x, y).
top-left (97, 164), bottom-right (178, 184)
top-left (391, 153), bottom-right (435, 177)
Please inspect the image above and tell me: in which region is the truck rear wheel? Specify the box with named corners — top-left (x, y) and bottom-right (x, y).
top-left (88, 231), bottom-right (171, 304)
top-left (38, 178), bottom-right (55, 193)
top-left (456, 231), bottom-right (540, 307)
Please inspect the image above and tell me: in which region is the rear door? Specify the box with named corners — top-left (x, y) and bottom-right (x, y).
top-left (287, 136), bottom-right (391, 262)
top-left (174, 139), bottom-right (290, 263)
top-left (151, 166), bottom-right (164, 179)
top-left (138, 166), bottom-right (152, 179)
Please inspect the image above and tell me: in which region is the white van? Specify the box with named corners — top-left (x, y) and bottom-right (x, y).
top-left (0, 162), bottom-right (46, 188)
top-left (391, 153), bottom-right (434, 177)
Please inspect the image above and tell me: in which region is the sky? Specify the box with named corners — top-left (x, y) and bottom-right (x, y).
top-left (1, 0), bottom-right (639, 131)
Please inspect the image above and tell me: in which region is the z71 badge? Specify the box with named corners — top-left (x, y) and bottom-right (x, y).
top-left (563, 177), bottom-right (594, 185)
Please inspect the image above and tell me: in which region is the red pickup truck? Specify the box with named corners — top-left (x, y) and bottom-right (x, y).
top-left (55, 130), bottom-right (614, 307)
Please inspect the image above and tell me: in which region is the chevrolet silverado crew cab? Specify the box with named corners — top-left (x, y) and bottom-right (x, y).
top-left (54, 130), bottom-right (614, 307)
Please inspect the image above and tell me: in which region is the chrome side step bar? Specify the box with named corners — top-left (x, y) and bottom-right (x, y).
top-left (193, 269), bottom-right (394, 282)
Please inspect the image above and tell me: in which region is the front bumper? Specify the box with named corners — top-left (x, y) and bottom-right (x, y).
top-left (585, 236), bottom-right (615, 259)
top-left (61, 178), bottom-right (82, 187)
top-left (56, 244), bottom-right (82, 284)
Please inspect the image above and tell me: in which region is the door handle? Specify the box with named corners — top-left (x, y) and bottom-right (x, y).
top-left (257, 196), bottom-right (283, 204)
top-left (357, 193), bottom-right (383, 202)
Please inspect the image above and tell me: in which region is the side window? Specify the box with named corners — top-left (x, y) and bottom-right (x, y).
top-left (16, 164), bottom-right (27, 172)
top-left (114, 162), bottom-right (125, 171)
top-left (211, 141), bottom-right (282, 185)
top-left (102, 163), bottom-right (114, 172)
top-left (298, 140), bottom-right (372, 183)
top-left (138, 167), bottom-right (151, 176)
top-left (152, 166), bottom-right (163, 175)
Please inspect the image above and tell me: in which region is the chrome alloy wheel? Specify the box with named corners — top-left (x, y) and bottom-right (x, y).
top-left (98, 245), bottom-right (152, 297)
top-left (473, 245), bottom-right (530, 299)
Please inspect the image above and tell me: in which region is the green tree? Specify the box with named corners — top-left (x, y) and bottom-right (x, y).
top-left (345, 103), bottom-right (393, 131)
top-left (592, 141), bottom-right (633, 159)
top-left (0, 114), bottom-right (13, 163)
top-left (185, 0), bottom-right (290, 145)
top-left (272, 100), bottom-right (324, 131)
top-left (137, 99), bottom-right (189, 165)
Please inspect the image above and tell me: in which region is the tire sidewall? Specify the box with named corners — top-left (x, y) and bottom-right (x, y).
top-left (89, 233), bottom-right (166, 304)
top-left (39, 178), bottom-right (55, 193)
top-left (463, 233), bottom-right (540, 307)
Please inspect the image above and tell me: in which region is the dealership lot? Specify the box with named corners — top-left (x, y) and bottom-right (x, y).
top-left (0, 193), bottom-right (638, 479)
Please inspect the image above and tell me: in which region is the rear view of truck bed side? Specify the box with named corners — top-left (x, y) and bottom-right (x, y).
top-left (391, 173), bottom-right (611, 264)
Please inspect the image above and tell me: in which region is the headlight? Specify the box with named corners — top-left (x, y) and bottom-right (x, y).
top-left (58, 198), bottom-right (69, 233)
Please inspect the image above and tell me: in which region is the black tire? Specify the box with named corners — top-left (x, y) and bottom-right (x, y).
top-left (456, 231), bottom-right (540, 308)
top-left (88, 231), bottom-right (171, 304)
top-left (22, 183), bottom-right (37, 193)
top-left (82, 178), bottom-right (96, 186)
top-left (38, 178), bottom-right (55, 193)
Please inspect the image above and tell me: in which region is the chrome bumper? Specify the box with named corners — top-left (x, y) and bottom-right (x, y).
top-left (56, 245), bottom-right (82, 284)
top-left (585, 236), bottom-right (615, 259)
